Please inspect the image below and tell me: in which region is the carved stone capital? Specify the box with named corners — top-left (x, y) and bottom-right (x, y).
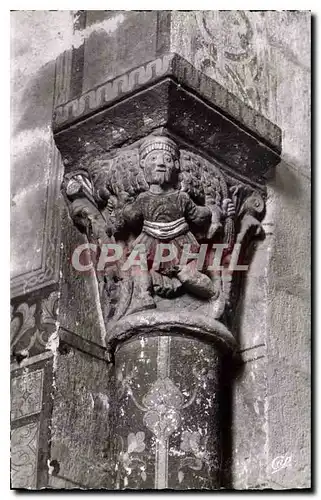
top-left (60, 131), bottom-right (269, 356)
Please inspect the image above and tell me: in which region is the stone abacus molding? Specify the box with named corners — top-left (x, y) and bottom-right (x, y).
top-left (53, 52), bottom-right (281, 154)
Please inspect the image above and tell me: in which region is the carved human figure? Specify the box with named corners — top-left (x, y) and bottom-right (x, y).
top-left (115, 136), bottom-right (234, 315)
top-left (61, 135), bottom-right (267, 326)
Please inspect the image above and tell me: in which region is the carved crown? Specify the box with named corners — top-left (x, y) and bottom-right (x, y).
top-left (139, 135), bottom-right (180, 161)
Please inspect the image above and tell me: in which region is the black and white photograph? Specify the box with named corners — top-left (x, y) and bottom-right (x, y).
top-left (10, 8), bottom-right (311, 491)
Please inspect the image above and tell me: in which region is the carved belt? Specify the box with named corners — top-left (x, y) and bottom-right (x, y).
top-left (143, 218), bottom-right (189, 240)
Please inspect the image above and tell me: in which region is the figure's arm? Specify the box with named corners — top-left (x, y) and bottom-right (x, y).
top-left (114, 196), bottom-right (143, 234)
top-left (182, 192), bottom-right (212, 228)
top-left (63, 173), bottom-right (112, 243)
top-left (205, 197), bottom-right (235, 240)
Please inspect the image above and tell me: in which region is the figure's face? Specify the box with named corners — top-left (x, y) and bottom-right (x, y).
top-left (142, 149), bottom-right (178, 186)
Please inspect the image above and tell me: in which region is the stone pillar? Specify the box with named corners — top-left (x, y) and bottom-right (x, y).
top-left (51, 11), bottom-right (282, 491)
top-left (109, 317), bottom-right (236, 490)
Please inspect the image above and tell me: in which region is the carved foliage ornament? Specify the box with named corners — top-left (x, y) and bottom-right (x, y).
top-left (62, 133), bottom-right (265, 337)
top-left (11, 291), bottom-right (59, 362)
top-left (11, 422), bottom-right (40, 489)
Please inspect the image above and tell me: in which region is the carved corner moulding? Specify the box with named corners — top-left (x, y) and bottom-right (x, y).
top-left (52, 52), bottom-right (281, 156)
top-left (53, 55), bottom-right (281, 192)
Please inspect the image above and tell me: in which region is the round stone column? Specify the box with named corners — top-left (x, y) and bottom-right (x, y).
top-left (108, 313), bottom-right (236, 490)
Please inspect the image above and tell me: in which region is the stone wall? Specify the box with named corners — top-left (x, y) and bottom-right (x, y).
top-left (10, 10), bottom-right (310, 490)
top-left (11, 11), bottom-right (73, 295)
top-left (171, 11), bottom-right (310, 488)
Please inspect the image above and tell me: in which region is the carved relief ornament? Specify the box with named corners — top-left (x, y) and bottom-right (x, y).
top-left (62, 133), bottom-right (265, 350)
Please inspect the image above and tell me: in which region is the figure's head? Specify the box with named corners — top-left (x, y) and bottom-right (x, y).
top-left (139, 136), bottom-right (180, 186)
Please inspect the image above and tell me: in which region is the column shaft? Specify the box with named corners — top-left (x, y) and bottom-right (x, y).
top-left (110, 334), bottom-right (222, 490)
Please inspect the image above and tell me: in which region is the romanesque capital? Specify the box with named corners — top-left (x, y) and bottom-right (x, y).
top-left (62, 131), bottom-right (266, 355)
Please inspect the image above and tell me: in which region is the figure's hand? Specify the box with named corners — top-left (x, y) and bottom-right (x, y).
top-left (66, 178), bottom-right (82, 198)
top-left (206, 222), bottom-right (222, 240)
top-left (96, 185), bottom-right (111, 203)
top-left (222, 198), bottom-right (235, 218)
top-left (87, 214), bottom-right (112, 244)
top-left (118, 191), bottom-right (131, 206)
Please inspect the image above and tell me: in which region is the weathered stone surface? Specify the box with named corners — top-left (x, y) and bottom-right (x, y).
top-left (10, 286), bottom-right (58, 489)
top-left (170, 11), bottom-right (310, 173)
top-left (232, 356), bottom-right (268, 489)
top-left (170, 11), bottom-right (310, 489)
top-left (58, 120), bottom-right (264, 493)
top-left (170, 12), bottom-right (309, 135)
top-left (265, 162), bottom-right (310, 489)
top-left (11, 286), bottom-right (59, 361)
top-left (53, 51), bottom-right (281, 156)
top-left (108, 310), bottom-right (237, 355)
top-left (58, 203), bottom-right (107, 348)
top-left (56, 11), bottom-right (171, 103)
top-left (11, 357), bottom-right (54, 489)
top-left (110, 335), bottom-right (224, 490)
top-left (82, 11), bottom-right (160, 93)
top-left (11, 98), bottom-right (62, 298)
top-left (49, 347), bottom-right (112, 488)
top-left (233, 235), bottom-right (272, 349)
top-left (11, 369), bottom-right (44, 421)
top-left (54, 79), bottom-right (280, 186)
top-left (11, 422), bottom-right (40, 489)
top-left (54, 80), bottom-right (170, 171)
top-left (60, 129), bottom-right (267, 358)
top-left (11, 11), bottom-right (67, 296)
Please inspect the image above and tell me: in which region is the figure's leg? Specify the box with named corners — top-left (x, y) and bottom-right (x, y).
top-left (125, 249), bottom-right (156, 316)
top-left (150, 269), bottom-right (182, 298)
top-left (126, 270), bottom-right (156, 315)
top-left (176, 261), bottom-right (216, 299)
top-left (176, 236), bottom-right (216, 299)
